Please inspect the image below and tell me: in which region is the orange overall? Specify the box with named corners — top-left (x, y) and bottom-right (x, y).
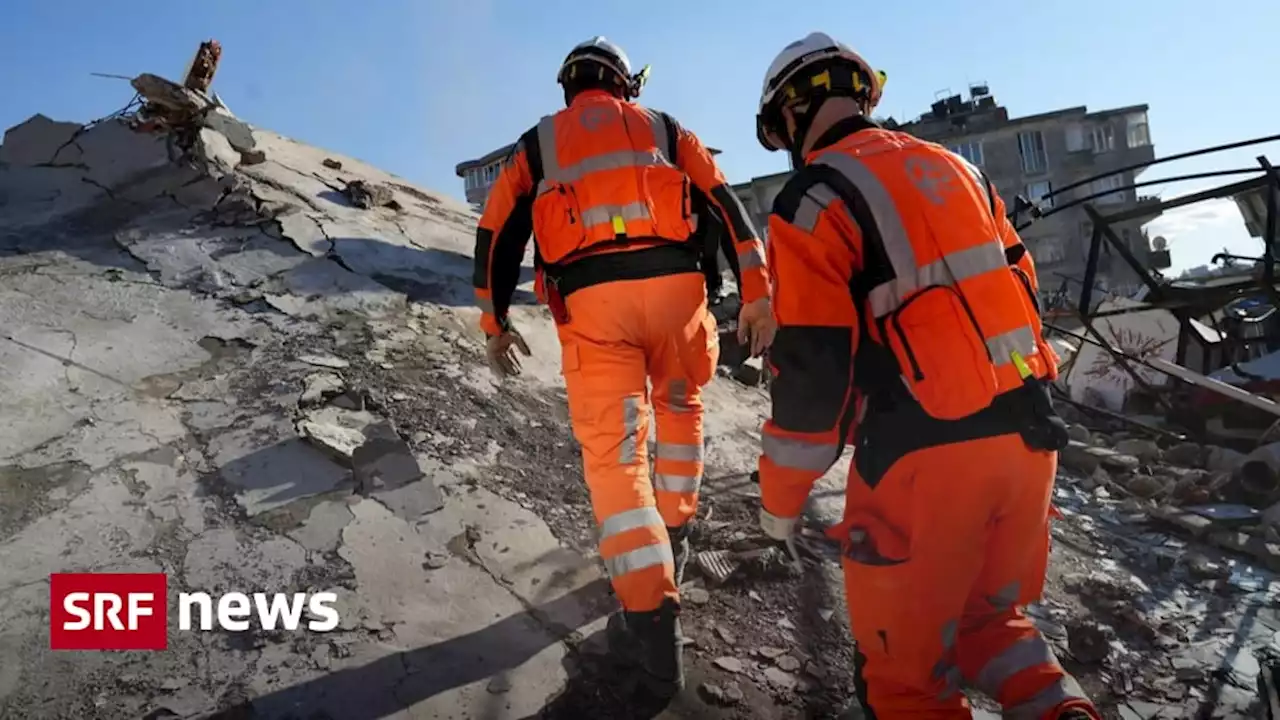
top-left (757, 116), bottom-right (1098, 719)
top-left (475, 90), bottom-right (770, 613)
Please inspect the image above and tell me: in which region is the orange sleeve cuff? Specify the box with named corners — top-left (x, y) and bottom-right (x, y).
top-left (740, 266), bottom-right (771, 305)
top-left (480, 312), bottom-right (503, 337)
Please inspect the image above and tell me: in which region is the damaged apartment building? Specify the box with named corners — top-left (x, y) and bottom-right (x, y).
top-left (729, 86), bottom-right (1169, 304)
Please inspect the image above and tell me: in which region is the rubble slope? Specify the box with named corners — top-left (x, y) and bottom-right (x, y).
top-left (0, 93), bottom-right (855, 720)
top-left (3, 91), bottom-right (1279, 720)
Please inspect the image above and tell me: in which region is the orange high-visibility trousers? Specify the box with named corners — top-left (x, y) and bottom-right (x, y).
top-left (840, 432), bottom-right (1099, 719)
top-left (557, 271), bottom-right (718, 612)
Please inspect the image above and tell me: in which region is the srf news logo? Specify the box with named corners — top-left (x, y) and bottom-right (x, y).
top-left (49, 573), bottom-right (340, 650)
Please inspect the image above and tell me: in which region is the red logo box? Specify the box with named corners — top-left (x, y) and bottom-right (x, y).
top-left (49, 573), bottom-right (168, 650)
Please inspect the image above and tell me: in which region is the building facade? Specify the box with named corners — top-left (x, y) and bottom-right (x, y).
top-left (895, 86), bottom-right (1164, 297)
top-left (455, 143), bottom-right (516, 209)
top-left (730, 87), bottom-right (1166, 300)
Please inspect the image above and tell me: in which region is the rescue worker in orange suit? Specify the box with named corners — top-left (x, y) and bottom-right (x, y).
top-left (751, 33), bottom-right (1099, 719)
top-left (473, 36), bottom-right (775, 695)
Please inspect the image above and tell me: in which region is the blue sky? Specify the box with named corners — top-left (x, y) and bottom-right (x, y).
top-left (1, 0), bottom-right (1276, 274)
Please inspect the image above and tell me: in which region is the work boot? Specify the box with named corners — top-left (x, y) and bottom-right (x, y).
top-left (668, 524), bottom-right (691, 586)
top-left (606, 598), bottom-right (685, 696)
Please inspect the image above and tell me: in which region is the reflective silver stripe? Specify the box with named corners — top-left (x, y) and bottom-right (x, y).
top-left (642, 108), bottom-right (673, 164)
top-left (653, 472), bottom-right (701, 494)
top-left (535, 110), bottom-right (675, 193)
top-left (973, 636), bottom-right (1059, 697)
top-left (668, 379), bottom-right (690, 413)
top-left (1002, 676), bottom-right (1090, 720)
top-left (582, 201), bottom-right (650, 228)
top-left (603, 542), bottom-right (673, 578)
top-left (987, 326), bottom-right (1039, 367)
top-left (536, 116), bottom-right (558, 179)
top-left (762, 435), bottom-right (838, 472)
top-left (476, 296), bottom-right (495, 314)
top-left (536, 149), bottom-right (671, 194)
top-left (793, 184), bottom-right (840, 233)
top-left (929, 242), bottom-right (1007, 284)
top-left (620, 396), bottom-right (642, 464)
top-left (988, 580), bottom-right (1021, 611)
top-left (738, 245), bottom-right (765, 270)
top-left (600, 506), bottom-right (664, 539)
top-left (655, 441), bottom-right (702, 463)
top-left (813, 152), bottom-right (916, 282)
top-left (866, 239), bottom-right (1008, 316)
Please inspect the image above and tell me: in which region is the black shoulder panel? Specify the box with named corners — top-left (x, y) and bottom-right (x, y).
top-left (519, 125), bottom-right (543, 189)
top-left (770, 165), bottom-right (834, 224)
top-left (655, 111), bottom-right (680, 167)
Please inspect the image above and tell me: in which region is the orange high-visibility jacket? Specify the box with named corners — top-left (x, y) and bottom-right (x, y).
top-left (474, 90), bottom-right (770, 337)
top-left (758, 116), bottom-right (1060, 519)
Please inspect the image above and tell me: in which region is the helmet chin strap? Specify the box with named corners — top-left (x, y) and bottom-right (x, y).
top-left (783, 97), bottom-right (824, 168)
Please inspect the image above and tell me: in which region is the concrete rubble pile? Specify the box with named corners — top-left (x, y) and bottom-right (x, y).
top-left (0, 57), bottom-right (849, 719)
top-left (4, 53), bottom-right (1278, 718)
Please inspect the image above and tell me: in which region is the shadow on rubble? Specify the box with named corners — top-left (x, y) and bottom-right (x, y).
top-left (210, 579), bottom-right (615, 720)
top-left (525, 632), bottom-right (760, 720)
top-left (325, 236), bottom-right (538, 308)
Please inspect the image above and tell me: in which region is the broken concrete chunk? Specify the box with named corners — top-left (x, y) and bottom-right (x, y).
top-left (683, 586), bottom-right (711, 605)
top-left (322, 158), bottom-right (343, 170)
top-left (700, 681), bottom-right (744, 706)
top-left (1150, 505), bottom-right (1215, 537)
top-left (1060, 441), bottom-right (1139, 474)
top-left (733, 356), bottom-right (764, 387)
top-left (1114, 438), bottom-right (1161, 462)
top-left (775, 655), bottom-right (801, 672)
top-left (300, 372), bottom-right (345, 407)
top-left (298, 353), bottom-right (350, 369)
top-left (1125, 474), bottom-right (1165, 498)
top-left (713, 656), bottom-right (744, 674)
top-left (1066, 424), bottom-right (1092, 444)
top-left (344, 179), bottom-right (396, 210)
top-left (0, 114), bottom-right (83, 166)
top-left (297, 406), bottom-right (380, 460)
top-left (202, 107), bottom-right (257, 152)
top-left (763, 667), bottom-right (798, 690)
top-left (1164, 441), bottom-right (1204, 467)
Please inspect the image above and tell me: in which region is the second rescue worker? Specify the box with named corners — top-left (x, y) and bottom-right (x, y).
top-left (472, 37), bottom-right (774, 695)
top-left (751, 32), bottom-right (1100, 719)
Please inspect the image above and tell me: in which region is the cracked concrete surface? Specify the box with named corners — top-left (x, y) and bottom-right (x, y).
top-left (0, 109), bottom-right (637, 720)
top-left (17, 95), bottom-right (1249, 720)
top-left (1, 92), bottom-right (813, 719)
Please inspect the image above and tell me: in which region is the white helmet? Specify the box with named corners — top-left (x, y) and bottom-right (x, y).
top-left (557, 36), bottom-right (633, 88)
top-left (756, 32), bottom-right (886, 152)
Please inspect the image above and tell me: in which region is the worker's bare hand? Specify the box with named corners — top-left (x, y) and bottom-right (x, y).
top-left (486, 329), bottom-right (532, 379)
top-left (737, 298), bottom-right (777, 357)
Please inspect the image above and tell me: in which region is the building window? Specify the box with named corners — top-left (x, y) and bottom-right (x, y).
top-left (1017, 130), bottom-right (1048, 175)
top-left (1029, 235), bottom-right (1067, 265)
top-left (1089, 124), bottom-right (1115, 153)
top-left (1065, 125), bottom-right (1088, 153)
top-left (1026, 180), bottom-right (1054, 208)
top-left (1126, 112), bottom-right (1150, 148)
top-left (1091, 175), bottom-right (1127, 204)
top-left (948, 141), bottom-right (984, 166)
